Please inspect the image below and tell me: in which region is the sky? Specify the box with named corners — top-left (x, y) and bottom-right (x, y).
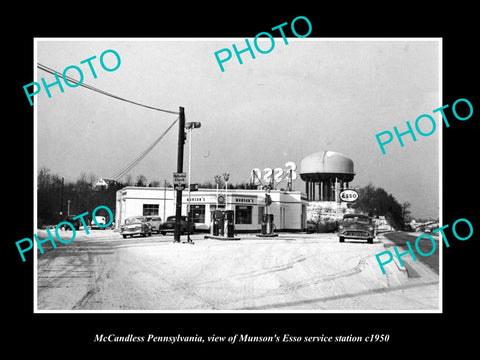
top-left (36, 38), bottom-right (440, 219)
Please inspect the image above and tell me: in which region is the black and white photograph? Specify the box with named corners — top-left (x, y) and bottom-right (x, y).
top-left (33, 38), bottom-right (441, 312)
top-left (7, 6), bottom-right (478, 353)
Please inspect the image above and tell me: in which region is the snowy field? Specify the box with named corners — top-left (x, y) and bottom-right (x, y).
top-left (35, 230), bottom-right (439, 312)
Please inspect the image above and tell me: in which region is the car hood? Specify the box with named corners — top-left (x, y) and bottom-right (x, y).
top-left (341, 222), bottom-right (370, 229)
top-left (123, 222), bottom-right (146, 226)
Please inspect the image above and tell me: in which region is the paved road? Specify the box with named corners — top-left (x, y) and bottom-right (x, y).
top-left (381, 231), bottom-right (439, 274)
top-left (36, 230), bottom-right (439, 311)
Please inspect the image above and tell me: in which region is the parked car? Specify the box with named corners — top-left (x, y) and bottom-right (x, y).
top-left (306, 220), bottom-right (316, 233)
top-left (145, 216), bottom-right (162, 234)
top-left (61, 216), bottom-right (82, 230)
top-left (121, 216), bottom-right (152, 238)
top-left (338, 214), bottom-right (375, 244)
top-left (91, 215), bottom-right (107, 229)
top-left (160, 216), bottom-right (195, 235)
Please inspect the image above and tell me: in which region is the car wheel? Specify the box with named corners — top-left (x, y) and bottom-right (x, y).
top-left (148, 231), bottom-right (152, 236)
top-left (367, 238), bottom-right (373, 244)
top-left (339, 236), bottom-right (345, 243)
top-left (122, 235), bottom-right (127, 239)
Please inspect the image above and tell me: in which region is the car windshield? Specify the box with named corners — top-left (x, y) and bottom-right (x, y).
top-left (343, 215), bottom-right (370, 224)
top-left (125, 217), bottom-right (145, 224)
top-left (166, 216), bottom-right (188, 221)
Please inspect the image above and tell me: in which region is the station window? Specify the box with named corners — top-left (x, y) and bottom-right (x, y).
top-left (235, 205), bottom-right (252, 224)
top-left (189, 205), bottom-right (206, 223)
top-left (143, 204), bottom-right (159, 216)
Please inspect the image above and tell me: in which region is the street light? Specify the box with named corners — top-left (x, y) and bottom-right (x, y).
top-left (223, 173), bottom-right (230, 210)
top-left (186, 121), bottom-right (201, 243)
top-left (214, 175), bottom-right (222, 209)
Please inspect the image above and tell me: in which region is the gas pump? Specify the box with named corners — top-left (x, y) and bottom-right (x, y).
top-left (217, 210), bottom-right (225, 236)
top-left (211, 210), bottom-right (223, 236)
top-left (224, 210), bottom-right (235, 238)
top-left (258, 191), bottom-right (277, 237)
top-left (261, 214), bottom-right (275, 235)
top-left (266, 214), bottom-right (275, 234)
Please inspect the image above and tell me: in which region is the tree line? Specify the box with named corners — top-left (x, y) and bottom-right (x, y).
top-left (38, 167), bottom-right (414, 230)
top-left (351, 183), bottom-right (412, 230)
top-left (37, 167), bottom-right (254, 227)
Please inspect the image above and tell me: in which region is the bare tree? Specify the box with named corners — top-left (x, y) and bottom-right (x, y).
top-left (402, 201), bottom-right (412, 223)
top-left (88, 172), bottom-right (97, 187)
top-left (135, 174), bottom-right (147, 187)
top-left (149, 179), bottom-right (161, 187)
top-left (124, 174), bottom-right (133, 186)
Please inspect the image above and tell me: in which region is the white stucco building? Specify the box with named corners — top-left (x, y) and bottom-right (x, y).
top-left (115, 186), bottom-right (308, 232)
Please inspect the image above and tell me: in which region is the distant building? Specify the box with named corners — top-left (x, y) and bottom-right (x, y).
top-left (93, 178), bottom-right (120, 190)
top-left (409, 219), bottom-right (439, 232)
top-left (376, 216), bottom-right (393, 232)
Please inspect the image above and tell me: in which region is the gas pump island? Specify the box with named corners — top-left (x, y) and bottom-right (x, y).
top-left (208, 209), bottom-right (238, 240)
top-left (256, 188), bottom-right (278, 237)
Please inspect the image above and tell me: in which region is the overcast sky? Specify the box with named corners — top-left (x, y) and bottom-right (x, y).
top-left (36, 38), bottom-right (440, 219)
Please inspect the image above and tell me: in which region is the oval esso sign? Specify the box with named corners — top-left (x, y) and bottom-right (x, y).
top-left (340, 189), bottom-right (358, 202)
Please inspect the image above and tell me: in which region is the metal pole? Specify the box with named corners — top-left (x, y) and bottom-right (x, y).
top-left (174, 106), bottom-right (185, 243)
top-left (225, 179), bottom-right (228, 210)
top-left (59, 176), bottom-right (64, 220)
top-left (163, 179), bottom-right (166, 222)
top-left (187, 128), bottom-right (192, 243)
top-left (225, 177), bottom-right (228, 238)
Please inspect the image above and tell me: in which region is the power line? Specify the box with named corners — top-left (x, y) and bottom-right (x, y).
top-left (37, 63), bottom-right (179, 115)
top-left (111, 117), bottom-right (179, 181)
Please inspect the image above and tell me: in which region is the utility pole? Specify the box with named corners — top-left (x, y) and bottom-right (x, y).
top-left (163, 179), bottom-right (167, 223)
top-left (174, 106), bottom-right (186, 243)
top-left (59, 176), bottom-right (64, 221)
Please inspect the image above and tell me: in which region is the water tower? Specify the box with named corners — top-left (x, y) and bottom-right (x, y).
top-left (299, 150), bottom-right (355, 202)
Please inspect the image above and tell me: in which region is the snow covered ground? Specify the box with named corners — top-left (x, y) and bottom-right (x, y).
top-left (35, 230), bottom-right (439, 312)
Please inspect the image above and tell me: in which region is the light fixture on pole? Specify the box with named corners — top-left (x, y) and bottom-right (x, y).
top-left (214, 175), bottom-right (222, 209)
top-left (223, 173), bottom-right (230, 210)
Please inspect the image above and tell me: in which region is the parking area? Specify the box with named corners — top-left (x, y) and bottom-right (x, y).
top-left (36, 229), bottom-right (439, 311)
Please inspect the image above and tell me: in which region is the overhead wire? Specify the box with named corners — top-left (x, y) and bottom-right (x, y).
top-left (37, 63), bottom-right (179, 115)
top-left (37, 63), bottom-right (181, 181)
top-left (110, 116), bottom-right (179, 181)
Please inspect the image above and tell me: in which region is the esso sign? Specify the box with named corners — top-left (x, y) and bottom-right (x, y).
top-left (340, 189), bottom-right (358, 202)
top-left (251, 161), bottom-right (297, 185)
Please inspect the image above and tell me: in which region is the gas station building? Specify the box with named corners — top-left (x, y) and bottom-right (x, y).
top-left (114, 150), bottom-right (356, 233)
top-left (115, 186), bottom-right (308, 232)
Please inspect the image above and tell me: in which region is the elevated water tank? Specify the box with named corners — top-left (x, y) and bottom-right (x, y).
top-left (300, 150), bottom-right (355, 182)
top-left (299, 150), bottom-right (355, 201)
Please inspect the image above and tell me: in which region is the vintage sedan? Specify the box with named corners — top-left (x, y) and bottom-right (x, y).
top-left (145, 216), bottom-right (162, 234)
top-left (120, 216), bottom-right (152, 238)
top-left (160, 215), bottom-right (195, 235)
top-left (338, 214), bottom-right (375, 244)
